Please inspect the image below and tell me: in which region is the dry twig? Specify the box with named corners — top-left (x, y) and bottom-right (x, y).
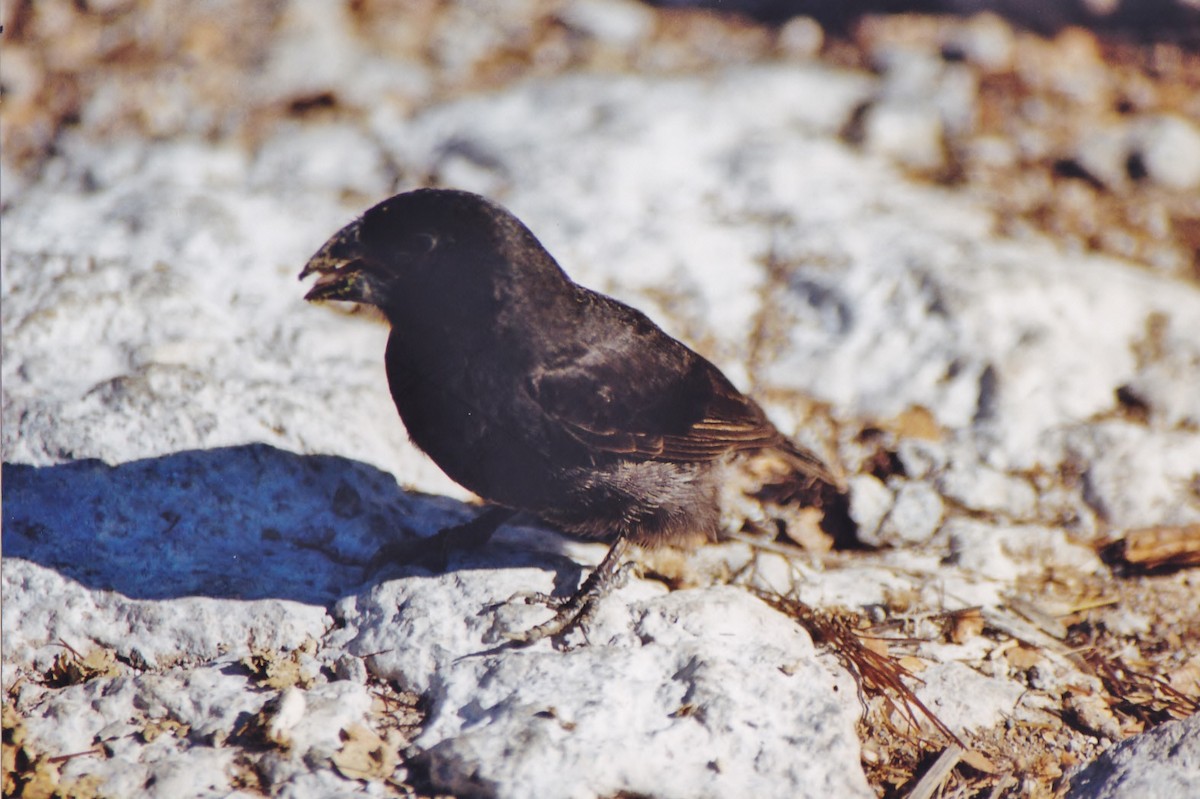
top-left (750, 589), bottom-right (965, 748)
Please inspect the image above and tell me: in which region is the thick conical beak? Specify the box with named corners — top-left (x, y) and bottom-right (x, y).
top-left (299, 219), bottom-right (374, 304)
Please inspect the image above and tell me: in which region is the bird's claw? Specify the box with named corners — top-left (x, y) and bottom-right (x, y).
top-left (609, 560), bottom-right (637, 590)
top-left (507, 590), bottom-right (566, 608)
top-left (502, 594), bottom-right (601, 645)
top-left (500, 537), bottom-right (632, 646)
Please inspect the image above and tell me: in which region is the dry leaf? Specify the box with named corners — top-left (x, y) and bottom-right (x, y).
top-left (140, 718), bottom-right (190, 744)
top-left (950, 609), bottom-right (985, 644)
top-left (332, 723), bottom-right (398, 781)
top-left (781, 507), bottom-right (832, 551)
top-left (3, 704), bottom-right (26, 798)
top-left (1168, 656), bottom-right (1200, 696)
top-left (861, 635), bottom-right (892, 658)
top-left (1063, 691), bottom-right (1122, 741)
top-left (960, 748), bottom-right (999, 774)
top-left (1004, 645), bottom-right (1043, 670)
top-left (885, 406), bottom-right (943, 441)
top-left (47, 646), bottom-right (120, 687)
top-left (242, 637), bottom-right (318, 690)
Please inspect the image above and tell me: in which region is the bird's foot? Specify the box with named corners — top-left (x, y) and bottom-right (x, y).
top-left (504, 538), bottom-right (633, 646)
top-left (367, 507), bottom-right (515, 575)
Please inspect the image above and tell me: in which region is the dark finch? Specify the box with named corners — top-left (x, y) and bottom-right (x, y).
top-left (301, 189), bottom-right (840, 642)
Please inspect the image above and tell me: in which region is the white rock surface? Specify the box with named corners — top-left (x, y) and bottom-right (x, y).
top-left (914, 661), bottom-right (1025, 733)
top-left (559, 0), bottom-right (656, 47)
top-left (1131, 114), bottom-right (1200, 191)
top-left (848, 474), bottom-right (893, 544)
top-left (878, 479), bottom-right (944, 545)
top-left (386, 588), bottom-right (869, 799)
top-left (945, 518), bottom-right (1104, 582)
top-left (938, 463), bottom-right (1037, 519)
top-left (1065, 713), bottom-right (1200, 799)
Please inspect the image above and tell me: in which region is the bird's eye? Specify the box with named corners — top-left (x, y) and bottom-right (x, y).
top-left (395, 230), bottom-right (439, 257)
top-left (413, 232), bottom-right (438, 253)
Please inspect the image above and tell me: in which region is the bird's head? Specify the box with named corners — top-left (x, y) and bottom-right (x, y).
top-left (299, 189), bottom-right (561, 325)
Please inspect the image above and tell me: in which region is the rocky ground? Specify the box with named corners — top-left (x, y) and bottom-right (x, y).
top-left (3, 2), bottom-right (1200, 798)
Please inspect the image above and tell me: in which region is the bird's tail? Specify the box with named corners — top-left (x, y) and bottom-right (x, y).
top-left (774, 436), bottom-right (846, 493)
top-left (719, 436), bottom-right (852, 551)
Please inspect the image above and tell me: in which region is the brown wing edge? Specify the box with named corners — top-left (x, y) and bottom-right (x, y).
top-left (534, 349), bottom-right (844, 488)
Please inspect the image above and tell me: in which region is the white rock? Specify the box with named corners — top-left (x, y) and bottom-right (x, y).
top-left (1, 559), bottom-right (331, 676)
top-left (848, 473), bottom-right (893, 543)
top-left (265, 687), bottom-right (309, 746)
top-left (938, 463), bottom-right (1038, 519)
top-left (1069, 422), bottom-right (1200, 529)
top-left (1131, 115), bottom-right (1200, 191)
top-left (778, 16), bottom-right (824, 59)
top-left (1065, 713), bottom-right (1200, 798)
top-left (1073, 123), bottom-right (1133, 189)
top-left (915, 660), bottom-right (1025, 733)
top-left (331, 574), bottom-right (870, 798)
top-left (558, 0), bottom-right (656, 48)
top-left (248, 122), bottom-right (396, 198)
top-left (1103, 608), bottom-right (1152, 637)
top-left (259, 0), bottom-right (429, 110)
top-left (879, 479), bottom-right (944, 544)
top-left (280, 681), bottom-right (376, 760)
top-left (943, 12), bottom-right (1015, 71)
top-left (14, 666), bottom-right (263, 796)
top-left (1119, 319), bottom-right (1200, 429)
top-left (895, 437), bottom-right (949, 480)
top-left (944, 519), bottom-right (1104, 582)
top-left (862, 101), bottom-right (947, 171)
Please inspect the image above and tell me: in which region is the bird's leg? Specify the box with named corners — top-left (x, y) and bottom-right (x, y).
top-left (368, 506), bottom-right (515, 575)
top-left (505, 536), bottom-right (632, 645)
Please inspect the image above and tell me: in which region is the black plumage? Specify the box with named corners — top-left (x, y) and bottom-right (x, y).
top-left (301, 188), bottom-right (840, 641)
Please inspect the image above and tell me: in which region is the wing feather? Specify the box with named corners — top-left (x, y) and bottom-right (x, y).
top-left (527, 293), bottom-right (838, 485)
top-left (530, 347), bottom-right (782, 463)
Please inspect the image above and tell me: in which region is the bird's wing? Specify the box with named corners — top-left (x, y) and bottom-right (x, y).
top-left (528, 323), bottom-right (783, 464)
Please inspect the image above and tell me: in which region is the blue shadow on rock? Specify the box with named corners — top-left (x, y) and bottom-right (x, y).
top-left (2, 444), bottom-right (540, 604)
